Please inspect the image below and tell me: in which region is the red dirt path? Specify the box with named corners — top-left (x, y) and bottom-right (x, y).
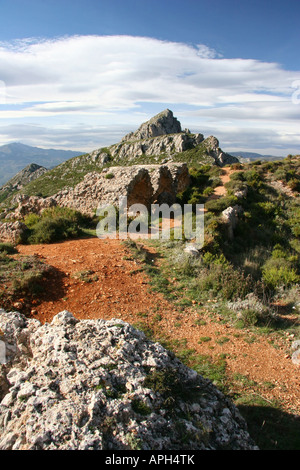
top-left (17, 237), bottom-right (300, 416)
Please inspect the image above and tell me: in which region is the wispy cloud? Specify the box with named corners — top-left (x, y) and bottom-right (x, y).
top-left (0, 35), bottom-right (299, 154)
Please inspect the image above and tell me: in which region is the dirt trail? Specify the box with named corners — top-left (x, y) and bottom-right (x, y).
top-left (209, 166), bottom-right (240, 199)
top-left (17, 237), bottom-right (300, 416)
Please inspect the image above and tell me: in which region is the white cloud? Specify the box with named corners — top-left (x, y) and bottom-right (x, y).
top-left (0, 34), bottom-right (299, 154)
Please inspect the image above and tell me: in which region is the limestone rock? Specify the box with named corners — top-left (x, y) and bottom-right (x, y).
top-left (0, 221), bottom-right (27, 244)
top-left (0, 163), bottom-right (48, 200)
top-left (107, 110), bottom-right (238, 167)
top-left (222, 205), bottom-right (244, 239)
top-left (52, 163), bottom-right (190, 215)
top-left (110, 132), bottom-right (204, 163)
top-left (0, 309), bottom-right (258, 450)
top-left (122, 109), bottom-right (182, 141)
top-left (291, 349), bottom-right (300, 365)
top-left (203, 136), bottom-right (239, 166)
top-left (291, 339), bottom-right (300, 352)
top-left (184, 243), bottom-right (200, 257)
top-left (291, 340), bottom-right (300, 365)
top-left (11, 194), bottom-right (57, 218)
top-left (234, 186), bottom-right (248, 199)
top-left (89, 150), bottom-right (111, 164)
top-left (0, 341), bottom-right (6, 365)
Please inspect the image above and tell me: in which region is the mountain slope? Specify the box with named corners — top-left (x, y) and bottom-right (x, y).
top-left (230, 151), bottom-right (285, 162)
top-left (4, 110), bottom-right (239, 200)
top-left (0, 163), bottom-right (48, 203)
top-left (0, 142), bottom-right (84, 186)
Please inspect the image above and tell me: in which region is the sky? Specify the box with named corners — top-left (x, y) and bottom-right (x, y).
top-left (0, 0), bottom-right (299, 156)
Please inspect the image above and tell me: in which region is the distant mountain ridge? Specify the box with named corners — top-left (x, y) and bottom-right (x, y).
top-left (0, 143), bottom-right (84, 186)
top-left (229, 151), bottom-right (285, 162)
top-left (0, 163), bottom-right (48, 203)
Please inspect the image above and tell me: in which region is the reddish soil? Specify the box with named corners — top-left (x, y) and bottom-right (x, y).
top-left (210, 167), bottom-right (241, 199)
top-left (17, 237), bottom-right (300, 416)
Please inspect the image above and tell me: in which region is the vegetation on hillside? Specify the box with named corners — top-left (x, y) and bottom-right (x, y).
top-left (16, 154), bottom-right (103, 198)
top-left (154, 156), bottom-right (300, 315)
top-left (122, 155), bottom-right (300, 450)
top-left (23, 206), bottom-right (95, 244)
top-left (0, 243), bottom-right (52, 312)
top-left (0, 148), bottom-right (299, 449)
top-left (0, 136), bottom-right (218, 203)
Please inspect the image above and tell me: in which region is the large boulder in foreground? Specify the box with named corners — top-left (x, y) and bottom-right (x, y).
top-left (0, 309), bottom-right (258, 450)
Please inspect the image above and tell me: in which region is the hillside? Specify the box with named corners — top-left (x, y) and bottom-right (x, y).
top-left (0, 110), bottom-right (239, 202)
top-left (0, 110), bottom-right (299, 450)
top-left (1, 157), bottom-right (300, 449)
top-left (0, 142), bottom-right (84, 187)
top-left (230, 151), bottom-right (285, 162)
top-left (0, 163), bottom-right (48, 203)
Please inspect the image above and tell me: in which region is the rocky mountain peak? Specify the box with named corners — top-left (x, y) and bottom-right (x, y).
top-left (0, 163), bottom-right (48, 198)
top-left (122, 109), bottom-right (182, 141)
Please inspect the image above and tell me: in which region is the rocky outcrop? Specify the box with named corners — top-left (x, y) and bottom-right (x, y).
top-left (0, 221), bottom-right (27, 244)
top-left (222, 205), bottom-right (244, 239)
top-left (291, 340), bottom-right (300, 365)
top-left (0, 163), bottom-right (48, 202)
top-left (98, 109), bottom-right (238, 167)
top-left (5, 163), bottom-right (189, 220)
top-left (110, 132), bottom-right (205, 163)
top-left (203, 136), bottom-right (239, 166)
top-left (1, 110), bottom-right (240, 223)
top-left (0, 309), bottom-right (258, 450)
top-left (52, 163), bottom-right (190, 215)
top-left (10, 194), bottom-right (57, 218)
top-left (122, 109), bottom-right (182, 141)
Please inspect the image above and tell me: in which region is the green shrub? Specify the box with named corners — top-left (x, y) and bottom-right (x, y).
top-left (0, 253), bottom-right (51, 308)
top-left (228, 293), bottom-right (276, 328)
top-left (12, 269), bottom-right (45, 295)
top-left (0, 243), bottom-right (18, 254)
top-left (24, 213), bottom-right (40, 228)
top-left (230, 171), bottom-right (245, 181)
top-left (262, 257), bottom-right (300, 290)
top-left (288, 178), bottom-right (300, 192)
top-left (196, 261), bottom-right (253, 301)
top-left (243, 168), bottom-right (264, 187)
top-left (205, 195), bottom-right (238, 213)
top-left (143, 368), bottom-right (188, 409)
top-left (26, 207), bottom-right (89, 244)
top-left (131, 398), bottom-right (151, 416)
top-left (209, 177), bottom-right (222, 189)
top-left (202, 252), bottom-right (228, 266)
top-left (225, 179), bottom-right (246, 194)
top-left (202, 186), bottom-right (214, 197)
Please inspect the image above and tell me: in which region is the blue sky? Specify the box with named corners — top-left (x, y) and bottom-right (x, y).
top-left (0, 0), bottom-right (299, 156)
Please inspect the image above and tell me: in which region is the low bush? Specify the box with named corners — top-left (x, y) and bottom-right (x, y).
top-left (262, 257), bottom-right (299, 290)
top-left (287, 178), bottom-right (300, 192)
top-left (196, 260), bottom-right (254, 301)
top-left (26, 207), bottom-right (91, 244)
top-left (0, 243), bottom-right (18, 254)
top-left (0, 252), bottom-right (52, 309)
top-left (243, 168), bottom-right (264, 187)
top-left (227, 293), bottom-right (276, 328)
top-left (205, 195), bottom-right (238, 213)
top-left (24, 213), bottom-right (40, 228)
